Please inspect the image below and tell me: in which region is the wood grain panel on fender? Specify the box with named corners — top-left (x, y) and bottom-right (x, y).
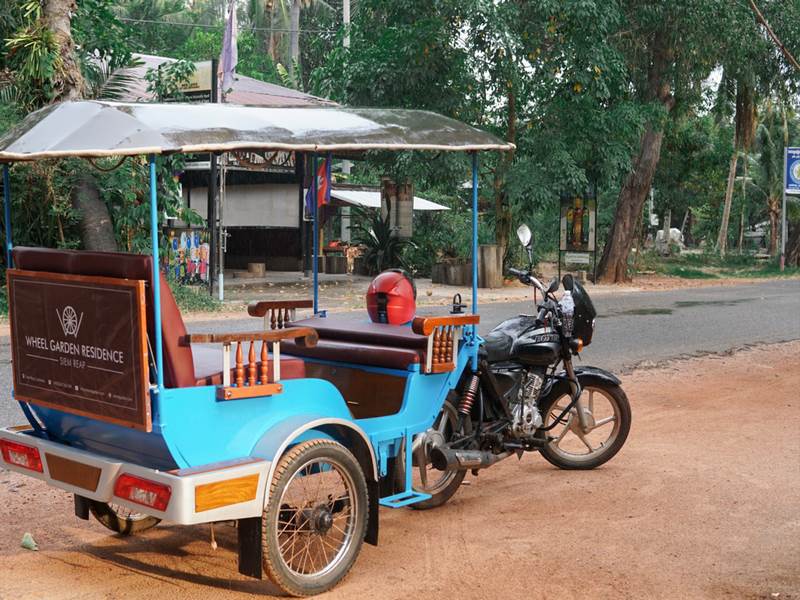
top-left (195, 474), bottom-right (260, 513)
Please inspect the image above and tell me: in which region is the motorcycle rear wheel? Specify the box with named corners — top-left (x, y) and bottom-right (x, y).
top-left (395, 396), bottom-right (466, 509)
top-left (537, 381), bottom-right (630, 470)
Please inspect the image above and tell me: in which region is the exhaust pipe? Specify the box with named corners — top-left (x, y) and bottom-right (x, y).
top-left (430, 447), bottom-right (511, 472)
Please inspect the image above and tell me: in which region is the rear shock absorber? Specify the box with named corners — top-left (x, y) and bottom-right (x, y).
top-left (459, 374), bottom-right (480, 416)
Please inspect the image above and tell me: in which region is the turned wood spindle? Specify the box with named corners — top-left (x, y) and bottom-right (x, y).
top-left (248, 341), bottom-right (257, 386)
top-left (270, 310), bottom-right (277, 330)
top-left (260, 341), bottom-right (269, 384)
top-left (284, 308), bottom-right (291, 327)
top-left (433, 328), bottom-right (442, 363)
top-left (446, 326), bottom-right (454, 363)
top-left (235, 342), bottom-right (244, 387)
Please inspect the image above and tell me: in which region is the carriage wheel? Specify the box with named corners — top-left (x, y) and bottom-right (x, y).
top-left (262, 440), bottom-right (368, 596)
top-left (89, 501), bottom-right (161, 535)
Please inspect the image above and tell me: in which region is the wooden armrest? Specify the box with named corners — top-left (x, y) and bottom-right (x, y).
top-left (247, 299), bottom-right (313, 318)
top-left (412, 314), bottom-right (480, 336)
top-left (182, 326), bottom-right (318, 347)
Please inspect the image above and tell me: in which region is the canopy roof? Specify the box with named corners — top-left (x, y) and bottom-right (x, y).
top-left (330, 188), bottom-right (449, 211)
top-left (0, 101), bottom-right (514, 162)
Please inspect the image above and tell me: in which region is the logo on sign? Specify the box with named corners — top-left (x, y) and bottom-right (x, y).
top-left (793, 161), bottom-right (800, 183)
top-left (56, 305), bottom-right (83, 338)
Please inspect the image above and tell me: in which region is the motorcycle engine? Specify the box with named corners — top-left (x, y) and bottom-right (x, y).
top-left (510, 370), bottom-right (544, 437)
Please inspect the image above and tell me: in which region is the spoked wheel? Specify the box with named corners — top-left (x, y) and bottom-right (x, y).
top-left (538, 381), bottom-right (631, 470)
top-left (89, 501), bottom-right (161, 535)
top-left (396, 397), bottom-right (466, 510)
top-left (262, 440), bottom-right (368, 596)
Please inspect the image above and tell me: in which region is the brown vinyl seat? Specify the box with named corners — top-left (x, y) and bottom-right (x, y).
top-left (281, 315), bottom-right (429, 371)
top-left (11, 247), bottom-right (305, 387)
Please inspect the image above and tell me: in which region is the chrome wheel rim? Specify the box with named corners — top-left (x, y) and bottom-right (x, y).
top-left (544, 386), bottom-right (621, 463)
top-left (275, 457), bottom-right (358, 579)
top-left (108, 503), bottom-right (152, 522)
top-left (411, 402), bottom-right (461, 495)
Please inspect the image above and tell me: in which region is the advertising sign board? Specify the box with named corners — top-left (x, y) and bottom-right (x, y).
top-left (560, 195), bottom-right (596, 252)
top-left (7, 270), bottom-right (151, 431)
top-left (786, 147), bottom-right (800, 196)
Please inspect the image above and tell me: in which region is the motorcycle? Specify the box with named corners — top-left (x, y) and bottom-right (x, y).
top-left (405, 224), bottom-right (632, 508)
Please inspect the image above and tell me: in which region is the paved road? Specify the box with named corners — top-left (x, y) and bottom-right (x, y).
top-left (1, 279), bottom-right (798, 426)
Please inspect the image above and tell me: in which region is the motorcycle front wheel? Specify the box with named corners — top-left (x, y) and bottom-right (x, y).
top-left (537, 381), bottom-right (631, 470)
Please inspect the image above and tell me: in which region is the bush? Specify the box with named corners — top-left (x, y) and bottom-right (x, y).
top-left (168, 278), bottom-right (222, 313)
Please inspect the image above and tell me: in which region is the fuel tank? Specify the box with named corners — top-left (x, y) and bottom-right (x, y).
top-left (482, 315), bottom-right (561, 366)
top-left (511, 326), bottom-right (561, 366)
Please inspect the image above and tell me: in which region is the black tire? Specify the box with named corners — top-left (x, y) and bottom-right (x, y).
top-left (537, 379), bottom-right (631, 470)
top-left (88, 501), bottom-right (161, 535)
top-left (262, 439), bottom-right (368, 596)
top-left (395, 395), bottom-right (466, 510)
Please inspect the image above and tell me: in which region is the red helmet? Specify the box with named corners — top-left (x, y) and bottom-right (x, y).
top-left (366, 269), bottom-right (417, 324)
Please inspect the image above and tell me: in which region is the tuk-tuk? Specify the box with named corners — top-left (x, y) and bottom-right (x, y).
top-left (0, 101), bottom-right (513, 595)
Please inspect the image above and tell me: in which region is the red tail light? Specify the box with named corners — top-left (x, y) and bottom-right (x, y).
top-left (0, 439), bottom-right (43, 473)
top-left (114, 474), bottom-right (171, 511)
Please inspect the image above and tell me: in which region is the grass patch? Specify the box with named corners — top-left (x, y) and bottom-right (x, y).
top-left (661, 265), bottom-right (719, 279)
top-left (167, 279), bottom-right (222, 313)
top-left (635, 250), bottom-right (800, 280)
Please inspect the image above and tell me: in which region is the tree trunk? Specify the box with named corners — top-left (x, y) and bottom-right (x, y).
top-left (717, 151), bottom-right (738, 257)
top-left (72, 177), bottom-right (118, 251)
top-left (43, 0), bottom-right (117, 251)
top-left (43, 0), bottom-right (84, 100)
top-left (289, 0), bottom-right (301, 75)
top-left (787, 223), bottom-right (800, 267)
top-left (493, 79), bottom-right (517, 263)
top-left (268, 2), bottom-right (278, 62)
top-left (768, 195), bottom-right (779, 255)
top-left (597, 125), bottom-right (667, 282)
top-left (597, 32), bottom-right (674, 283)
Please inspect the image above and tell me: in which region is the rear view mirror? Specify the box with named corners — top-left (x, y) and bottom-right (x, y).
top-left (516, 224), bottom-right (532, 248)
top-left (547, 277), bottom-right (559, 294)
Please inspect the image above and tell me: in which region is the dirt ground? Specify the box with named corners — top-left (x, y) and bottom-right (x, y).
top-left (1, 342), bottom-right (798, 600)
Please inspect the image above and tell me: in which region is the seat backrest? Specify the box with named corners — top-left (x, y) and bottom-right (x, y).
top-left (12, 247), bottom-right (196, 388)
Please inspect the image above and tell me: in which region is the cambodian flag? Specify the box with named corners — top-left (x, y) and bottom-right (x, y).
top-left (305, 157), bottom-right (331, 215)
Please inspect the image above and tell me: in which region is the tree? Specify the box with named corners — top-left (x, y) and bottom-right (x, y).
top-left (716, 77), bottom-right (757, 257)
top-left (4, 0), bottom-right (136, 252)
top-left (597, 1), bottom-right (726, 282)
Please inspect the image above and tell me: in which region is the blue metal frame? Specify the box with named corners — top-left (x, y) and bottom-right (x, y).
top-left (471, 152), bottom-right (479, 370)
top-left (3, 164), bottom-right (12, 268)
top-left (311, 153), bottom-right (319, 314)
top-left (149, 155), bottom-right (164, 390)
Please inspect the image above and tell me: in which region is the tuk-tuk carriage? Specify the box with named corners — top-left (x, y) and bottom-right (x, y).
top-left (0, 101), bottom-right (513, 595)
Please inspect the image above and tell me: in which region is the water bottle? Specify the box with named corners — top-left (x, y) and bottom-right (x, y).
top-left (560, 290), bottom-right (575, 337)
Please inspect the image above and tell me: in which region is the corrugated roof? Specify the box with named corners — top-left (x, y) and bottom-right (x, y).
top-left (0, 101), bottom-right (514, 161)
top-left (116, 53), bottom-right (336, 107)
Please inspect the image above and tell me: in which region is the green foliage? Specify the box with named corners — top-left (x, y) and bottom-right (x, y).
top-left (145, 58), bottom-right (196, 100)
top-left (168, 276), bottom-right (222, 312)
top-left (349, 205), bottom-right (417, 275)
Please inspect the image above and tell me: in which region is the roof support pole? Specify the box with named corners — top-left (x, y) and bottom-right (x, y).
top-left (149, 154), bottom-right (164, 390)
top-left (312, 153), bottom-right (319, 314)
top-left (471, 152), bottom-right (479, 370)
top-left (3, 164), bottom-right (12, 268)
